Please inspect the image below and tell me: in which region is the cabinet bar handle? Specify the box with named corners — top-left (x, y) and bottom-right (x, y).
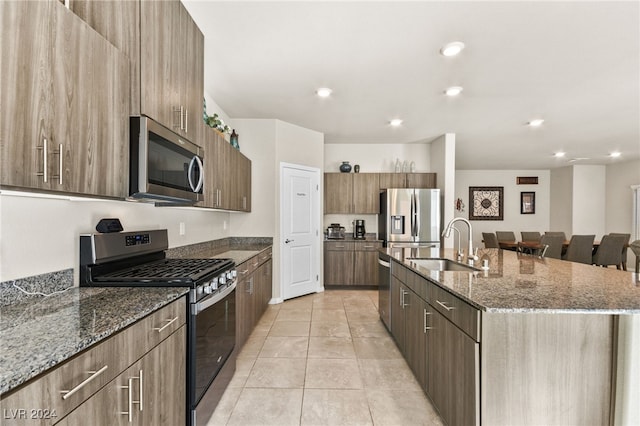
top-left (137, 370), bottom-right (143, 411)
top-left (36, 138), bottom-right (48, 182)
top-left (52, 143), bottom-right (62, 185)
top-left (423, 308), bottom-right (433, 333)
top-left (61, 365), bottom-right (108, 400)
top-left (363, 245), bottom-right (374, 248)
top-left (240, 269), bottom-right (249, 275)
top-left (153, 316), bottom-right (178, 333)
top-left (436, 300), bottom-right (455, 311)
top-left (184, 108), bottom-right (188, 133)
top-left (120, 376), bottom-right (134, 422)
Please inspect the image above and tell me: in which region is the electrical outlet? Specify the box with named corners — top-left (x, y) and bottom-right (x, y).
top-left (179, 222), bottom-right (186, 236)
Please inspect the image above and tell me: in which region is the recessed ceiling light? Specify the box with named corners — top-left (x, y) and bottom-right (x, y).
top-left (316, 87), bottom-right (332, 98)
top-left (568, 157), bottom-right (590, 162)
top-left (527, 119), bottom-right (544, 127)
top-left (610, 151), bottom-right (621, 158)
top-left (554, 152), bottom-right (566, 158)
top-left (444, 86), bottom-right (463, 96)
top-left (389, 119), bottom-right (403, 127)
top-left (440, 41), bottom-right (465, 57)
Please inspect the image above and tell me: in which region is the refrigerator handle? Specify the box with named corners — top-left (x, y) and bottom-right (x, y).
top-left (414, 192), bottom-right (420, 238)
top-left (411, 192), bottom-right (417, 238)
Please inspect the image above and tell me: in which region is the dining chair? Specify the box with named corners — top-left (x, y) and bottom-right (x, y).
top-left (521, 232), bottom-right (541, 242)
top-left (592, 234), bottom-right (627, 269)
top-left (562, 235), bottom-right (595, 264)
top-left (545, 231), bottom-right (567, 241)
top-left (630, 240), bottom-right (640, 273)
top-left (496, 231), bottom-right (516, 242)
top-left (540, 234), bottom-right (564, 259)
top-left (482, 232), bottom-right (500, 248)
top-left (609, 233), bottom-right (631, 270)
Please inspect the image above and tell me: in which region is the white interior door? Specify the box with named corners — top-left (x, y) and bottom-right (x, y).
top-left (281, 163), bottom-right (320, 300)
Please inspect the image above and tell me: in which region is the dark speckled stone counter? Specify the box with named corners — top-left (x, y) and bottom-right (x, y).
top-left (167, 238), bottom-right (272, 265)
top-left (0, 286), bottom-right (188, 394)
top-left (385, 247), bottom-right (640, 313)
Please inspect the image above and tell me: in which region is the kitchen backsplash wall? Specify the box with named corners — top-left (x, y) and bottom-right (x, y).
top-left (0, 192), bottom-right (231, 283)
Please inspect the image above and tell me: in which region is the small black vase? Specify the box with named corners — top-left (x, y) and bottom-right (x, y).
top-left (339, 161), bottom-right (352, 173)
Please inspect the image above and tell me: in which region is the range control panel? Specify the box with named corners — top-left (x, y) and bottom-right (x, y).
top-left (125, 233), bottom-right (150, 246)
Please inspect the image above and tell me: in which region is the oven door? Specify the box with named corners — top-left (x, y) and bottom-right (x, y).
top-left (189, 282), bottom-right (236, 425)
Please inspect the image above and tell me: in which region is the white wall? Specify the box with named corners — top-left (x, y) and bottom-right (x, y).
top-left (431, 134), bottom-right (456, 249)
top-left (0, 192), bottom-right (230, 282)
top-left (229, 118), bottom-right (324, 301)
top-left (323, 143), bottom-right (431, 174)
top-left (550, 166), bottom-right (573, 236)
top-left (572, 165), bottom-right (606, 236)
top-left (227, 119), bottom-right (277, 238)
top-left (454, 170), bottom-right (551, 248)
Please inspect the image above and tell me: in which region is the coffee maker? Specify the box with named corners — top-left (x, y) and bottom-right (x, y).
top-left (354, 219), bottom-right (366, 239)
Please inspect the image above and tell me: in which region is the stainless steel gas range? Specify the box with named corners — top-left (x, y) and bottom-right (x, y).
top-left (80, 229), bottom-right (236, 426)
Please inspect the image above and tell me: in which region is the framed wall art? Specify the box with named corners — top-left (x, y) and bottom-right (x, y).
top-left (521, 191), bottom-right (535, 214)
top-left (469, 186), bottom-right (504, 220)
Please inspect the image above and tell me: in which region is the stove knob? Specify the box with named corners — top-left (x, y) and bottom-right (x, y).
top-left (219, 275), bottom-right (226, 285)
top-left (197, 286), bottom-right (204, 295)
top-left (204, 284), bottom-right (212, 294)
top-left (211, 278), bottom-right (219, 290)
top-left (231, 270), bottom-right (237, 278)
top-left (226, 271), bottom-right (233, 280)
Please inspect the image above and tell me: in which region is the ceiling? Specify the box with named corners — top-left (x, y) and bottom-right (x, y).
top-left (183, 1), bottom-right (640, 170)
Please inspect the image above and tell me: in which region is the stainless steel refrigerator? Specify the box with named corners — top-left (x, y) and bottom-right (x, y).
top-left (378, 188), bottom-right (440, 330)
top-left (378, 188), bottom-right (441, 249)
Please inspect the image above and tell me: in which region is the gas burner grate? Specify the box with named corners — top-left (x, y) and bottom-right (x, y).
top-left (95, 258), bottom-right (233, 283)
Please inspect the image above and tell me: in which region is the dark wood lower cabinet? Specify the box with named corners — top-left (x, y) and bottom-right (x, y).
top-left (390, 261), bottom-right (479, 426)
top-left (324, 241), bottom-right (381, 286)
top-left (236, 249), bottom-right (273, 349)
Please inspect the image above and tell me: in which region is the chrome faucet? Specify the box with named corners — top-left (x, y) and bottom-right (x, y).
top-left (442, 217), bottom-right (478, 265)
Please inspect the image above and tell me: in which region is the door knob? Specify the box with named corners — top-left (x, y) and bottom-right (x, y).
top-left (285, 239), bottom-right (294, 244)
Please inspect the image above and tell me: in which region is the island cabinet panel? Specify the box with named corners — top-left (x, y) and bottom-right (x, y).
top-left (1, 0), bottom-right (129, 198)
top-left (390, 276), bottom-right (406, 351)
top-left (404, 288), bottom-right (428, 390)
top-left (480, 313), bottom-right (614, 426)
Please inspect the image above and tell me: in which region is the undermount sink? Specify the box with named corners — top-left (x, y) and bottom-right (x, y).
top-left (408, 258), bottom-right (479, 272)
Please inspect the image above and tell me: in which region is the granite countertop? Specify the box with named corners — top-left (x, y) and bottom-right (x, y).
top-left (169, 243), bottom-right (272, 265)
top-left (385, 247), bottom-right (640, 314)
top-left (0, 286), bottom-right (188, 395)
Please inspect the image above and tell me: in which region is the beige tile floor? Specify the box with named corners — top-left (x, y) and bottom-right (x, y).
top-left (207, 289), bottom-right (444, 426)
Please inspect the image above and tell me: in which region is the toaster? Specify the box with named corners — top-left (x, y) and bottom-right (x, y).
top-left (327, 224), bottom-right (346, 239)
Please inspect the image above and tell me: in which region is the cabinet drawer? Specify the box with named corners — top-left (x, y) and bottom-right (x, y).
top-left (258, 248), bottom-right (272, 264)
top-left (325, 241), bottom-right (355, 251)
top-left (391, 260), bottom-right (407, 283)
top-left (429, 284), bottom-right (480, 341)
top-left (406, 270), bottom-right (429, 303)
top-left (0, 297), bottom-right (186, 425)
top-left (354, 241), bottom-right (382, 251)
top-left (237, 259), bottom-right (257, 278)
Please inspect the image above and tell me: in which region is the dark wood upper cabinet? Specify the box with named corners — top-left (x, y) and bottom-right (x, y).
top-left (324, 173), bottom-right (353, 214)
top-left (1, 0), bottom-right (129, 198)
top-left (71, 0), bottom-right (204, 144)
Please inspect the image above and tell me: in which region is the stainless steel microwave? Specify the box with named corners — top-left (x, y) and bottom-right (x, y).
top-left (130, 116), bottom-right (204, 204)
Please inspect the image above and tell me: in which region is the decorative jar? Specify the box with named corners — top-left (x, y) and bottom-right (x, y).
top-left (339, 161), bottom-right (352, 173)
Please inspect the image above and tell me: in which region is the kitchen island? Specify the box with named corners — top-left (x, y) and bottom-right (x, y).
top-left (384, 247), bottom-right (640, 426)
